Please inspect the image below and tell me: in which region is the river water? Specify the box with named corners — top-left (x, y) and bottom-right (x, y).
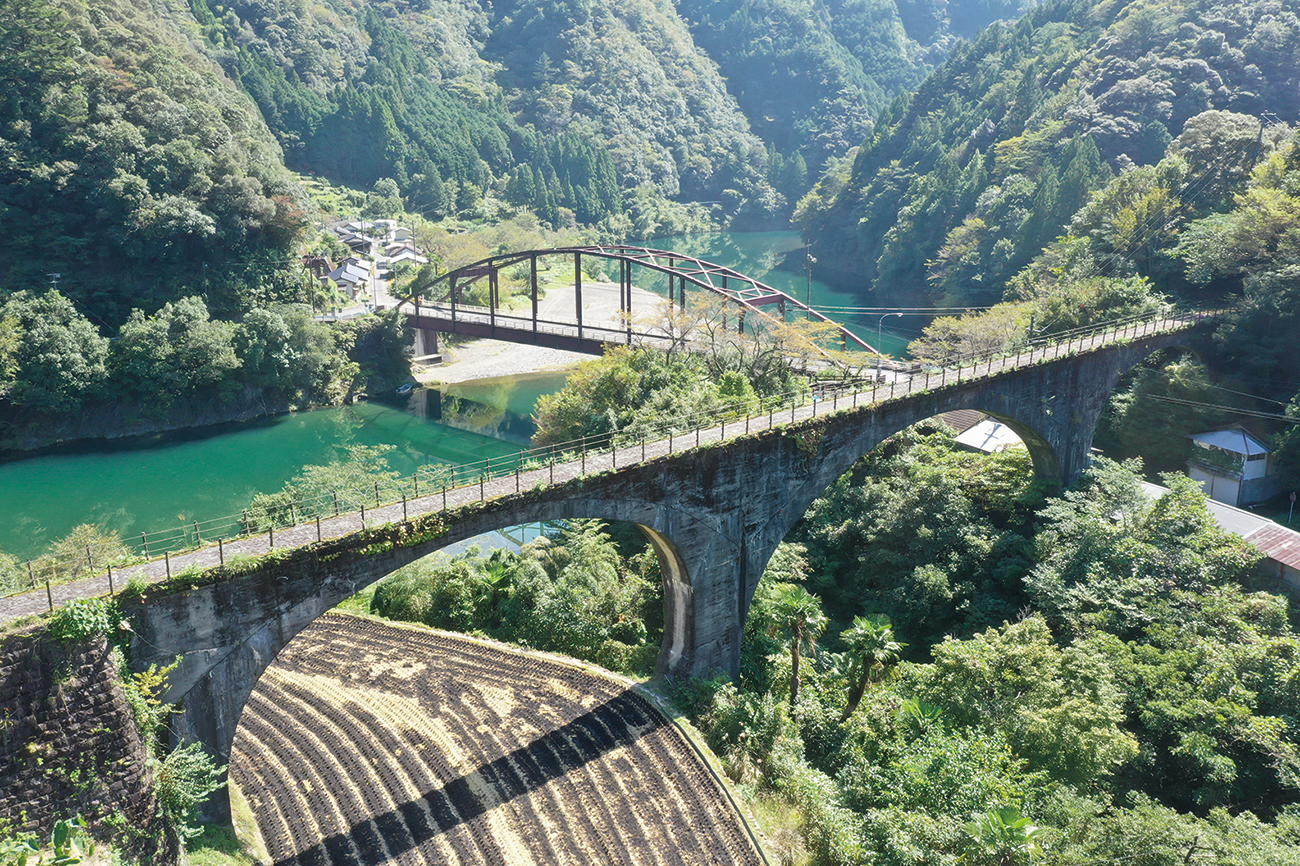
top-left (0, 373), bottom-right (565, 562)
top-left (1, 230), bottom-right (892, 562)
top-left (642, 231), bottom-right (914, 356)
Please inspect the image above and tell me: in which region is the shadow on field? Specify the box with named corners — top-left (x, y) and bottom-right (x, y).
top-left (278, 690), bottom-right (662, 866)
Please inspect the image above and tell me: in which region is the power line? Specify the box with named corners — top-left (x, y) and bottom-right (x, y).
top-left (1097, 117), bottom-right (1266, 276)
top-left (1146, 395), bottom-right (1299, 424)
top-left (813, 305), bottom-right (995, 313)
top-left (1203, 382), bottom-right (1290, 407)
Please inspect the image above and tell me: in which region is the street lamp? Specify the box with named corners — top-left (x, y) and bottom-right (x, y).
top-left (877, 313), bottom-right (903, 381)
top-left (805, 253), bottom-right (816, 306)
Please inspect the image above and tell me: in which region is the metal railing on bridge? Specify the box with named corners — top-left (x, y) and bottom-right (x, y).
top-left (4, 306), bottom-right (1227, 604)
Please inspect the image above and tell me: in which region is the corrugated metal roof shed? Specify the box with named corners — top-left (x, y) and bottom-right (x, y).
top-left (1188, 427), bottom-right (1272, 456)
top-left (1244, 525), bottom-right (1300, 572)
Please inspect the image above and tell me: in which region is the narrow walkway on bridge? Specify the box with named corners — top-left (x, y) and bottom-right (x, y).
top-left (0, 312), bottom-right (1212, 626)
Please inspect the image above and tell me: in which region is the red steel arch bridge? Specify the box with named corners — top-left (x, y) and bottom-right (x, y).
top-left (393, 245), bottom-right (880, 358)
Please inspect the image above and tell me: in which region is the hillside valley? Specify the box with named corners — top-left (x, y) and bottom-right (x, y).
top-left (7, 0), bottom-right (1300, 864)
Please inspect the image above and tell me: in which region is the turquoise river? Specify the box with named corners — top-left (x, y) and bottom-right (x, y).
top-left (0, 231), bottom-right (907, 562)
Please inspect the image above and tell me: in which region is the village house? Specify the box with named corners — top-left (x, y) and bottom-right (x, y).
top-left (1186, 426), bottom-right (1279, 507)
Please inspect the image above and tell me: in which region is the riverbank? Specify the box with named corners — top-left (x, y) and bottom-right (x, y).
top-left (417, 279), bottom-right (664, 384)
top-left (417, 340), bottom-right (589, 385)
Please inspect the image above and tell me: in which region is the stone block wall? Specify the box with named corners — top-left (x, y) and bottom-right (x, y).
top-left (0, 627), bottom-right (177, 861)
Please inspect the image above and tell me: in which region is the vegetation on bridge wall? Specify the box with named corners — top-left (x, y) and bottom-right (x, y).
top-left (0, 627), bottom-right (178, 861)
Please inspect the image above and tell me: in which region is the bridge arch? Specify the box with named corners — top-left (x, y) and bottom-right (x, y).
top-left (128, 490), bottom-right (742, 821)
top-left (398, 245), bottom-right (879, 357)
top-left (118, 315), bottom-right (1221, 822)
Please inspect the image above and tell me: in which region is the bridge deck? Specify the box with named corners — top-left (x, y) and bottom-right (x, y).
top-left (0, 311), bottom-right (1219, 625)
top-left (407, 305), bottom-right (669, 355)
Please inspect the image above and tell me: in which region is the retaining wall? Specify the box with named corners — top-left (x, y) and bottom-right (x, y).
top-left (0, 628), bottom-right (177, 861)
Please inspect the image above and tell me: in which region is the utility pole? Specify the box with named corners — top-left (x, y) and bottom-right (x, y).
top-left (46, 273), bottom-right (61, 291)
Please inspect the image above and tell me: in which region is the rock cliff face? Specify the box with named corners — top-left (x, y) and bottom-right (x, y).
top-left (0, 629), bottom-right (177, 861)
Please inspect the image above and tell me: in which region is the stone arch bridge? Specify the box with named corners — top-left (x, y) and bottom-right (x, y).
top-left (118, 310), bottom-right (1217, 820)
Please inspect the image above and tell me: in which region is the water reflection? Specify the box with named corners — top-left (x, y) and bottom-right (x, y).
top-left (0, 371), bottom-right (572, 560)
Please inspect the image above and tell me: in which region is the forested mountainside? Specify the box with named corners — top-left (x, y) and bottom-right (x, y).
top-left (0, 0), bottom-right (303, 321)
top-left (197, 0), bottom-right (1036, 229)
top-left (799, 0), bottom-right (1300, 306)
top-left (0, 0), bottom-right (1031, 324)
top-left (676, 0), bottom-right (1034, 181)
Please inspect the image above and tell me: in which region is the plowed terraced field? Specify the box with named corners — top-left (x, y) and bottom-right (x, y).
top-left (231, 614), bottom-right (767, 865)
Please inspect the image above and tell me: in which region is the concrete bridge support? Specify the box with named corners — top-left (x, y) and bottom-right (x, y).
top-left (412, 326), bottom-right (440, 360)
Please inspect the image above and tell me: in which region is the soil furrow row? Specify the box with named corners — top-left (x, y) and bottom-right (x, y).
top-left (234, 614), bottom-right (765, 865)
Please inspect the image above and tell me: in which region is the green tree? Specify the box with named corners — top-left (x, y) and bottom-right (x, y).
top-left (961, 806), bottom-right (1044, 866)
top-left (0, 291), bottom-right (108, 414)
top-left (839, 614), bottom-right (904, 721)
top-left (768, 583), bottom-right (827, 706)
top-left (111, 296), bottom-right (240, 406)
top-left (919, 616), bottom-right (1138, 788)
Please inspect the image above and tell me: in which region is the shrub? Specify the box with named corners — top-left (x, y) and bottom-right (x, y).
top-left (47, 598), bottom-right (119, 642)
top-left (152, 743), bottom-right (226, 840)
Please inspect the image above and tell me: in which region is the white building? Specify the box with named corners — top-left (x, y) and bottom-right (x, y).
top-left (1186, 427), bottom-right (1278, 507)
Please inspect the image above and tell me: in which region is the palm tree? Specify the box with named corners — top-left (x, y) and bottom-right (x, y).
top-left (961, 806), bottom-right (1044, 865)
top-left (768, 584), bottom-right (827, 706)
top-left (839, 613), bottom-right (905, 721)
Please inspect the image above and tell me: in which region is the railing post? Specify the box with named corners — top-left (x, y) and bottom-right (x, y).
top-left (443, 485), bottom-right (448, 511)
top-left (45, 575), bottom-right (53, 611)
top-left (375, 480), bottom-right (381, 508)
top-left (333, 492), bottom-right (340, 517)
top-left (27, 560), bottom-right (35, 588)
top-left (219, 537), bottom-right (224, 565)
top-left (516, 462), bottom-right (521, 492)
top-left (141, 532), bottom-right (150, 557)
top-left (107, 565), bottom-right (114, 596)
top-left (165, 551), bottom-right (171, 578)
top-left (242, 511), bottom-right (250, 536)
top-left (288, 505), bottom-right (296, 526)
top-left (316, 517), bottom-right (322, 542)
top-left (414, 473), bottom-right (420, 498)
top-left (402, 496), bottom-right (408, 521)
top-left (642, 434), bottom-right (647, 462)
top-left (85, 544), bottom-right (94, 573)
top-left (193, 521), bottom-right (202, 544)
top-left (268, 526), bottom-right (274, 549)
